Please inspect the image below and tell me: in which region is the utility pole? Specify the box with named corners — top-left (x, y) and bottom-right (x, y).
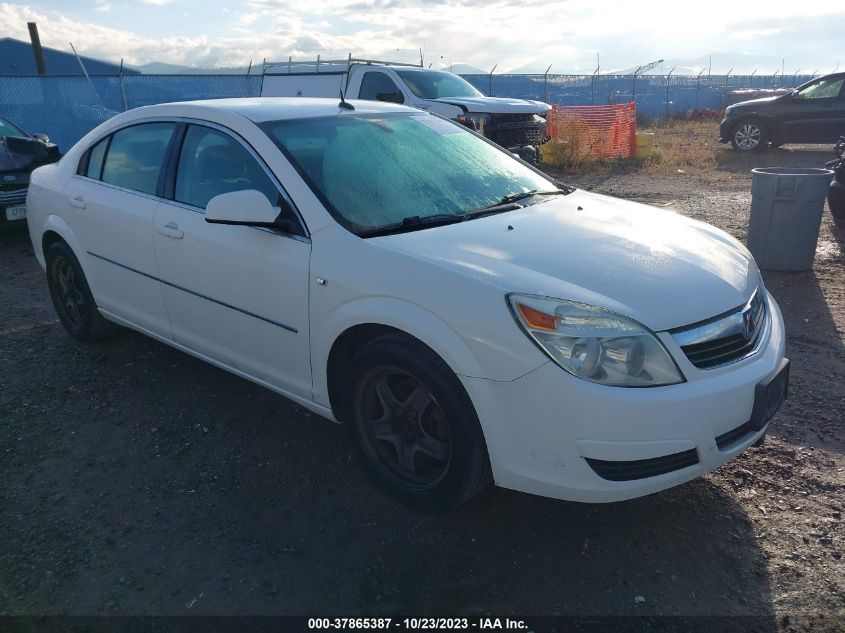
top-left (27, 22), bottom-right (47, 75)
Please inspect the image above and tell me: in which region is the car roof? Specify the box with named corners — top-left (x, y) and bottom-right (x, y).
top-left (140, 97), bottom-right (411, 124)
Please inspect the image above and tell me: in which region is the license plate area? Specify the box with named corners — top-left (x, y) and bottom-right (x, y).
top-left (749, 358), bottom-right (790, 430)
top-left (5, 204), bottom-right (26, 221)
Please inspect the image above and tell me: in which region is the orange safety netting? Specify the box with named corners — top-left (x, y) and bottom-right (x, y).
top-left (545, 103), bottom-right (637, 159)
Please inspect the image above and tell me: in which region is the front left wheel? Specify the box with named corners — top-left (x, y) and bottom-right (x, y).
top-left (343, 334), bottom-right (492, 510)
top-left (730, 119), bottom-right (767, 152)
top-left (46, 241), bottom-right (119, 340)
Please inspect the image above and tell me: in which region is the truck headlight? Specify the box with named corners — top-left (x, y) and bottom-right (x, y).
top-left (457, 113), bottom-right (492, 134)
top-left (508, 294), bottom-right (685, 387)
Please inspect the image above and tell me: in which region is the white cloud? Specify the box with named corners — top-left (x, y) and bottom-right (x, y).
top-left (0, 0), bottom-right (842, 73)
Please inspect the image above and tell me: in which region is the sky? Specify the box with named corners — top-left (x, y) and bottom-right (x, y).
top-left (1, 0), bottom-right (843, 74)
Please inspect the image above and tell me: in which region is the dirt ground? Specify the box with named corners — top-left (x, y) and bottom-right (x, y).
top-left (1, 135), bottom-right (843, 629)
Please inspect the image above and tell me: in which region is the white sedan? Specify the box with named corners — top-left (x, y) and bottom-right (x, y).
top-left (26, 98), bottom-right (789, 509)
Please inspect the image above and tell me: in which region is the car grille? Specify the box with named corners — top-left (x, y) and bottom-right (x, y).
top-left (671, 289), bottom-right (767, 370)
top-left (489, 114), bottom-right (545, 148)
top-left (585, 449), bottom-right (700, 482)
top-left (0, 186), bottom-right (28, 206)
top-left (715, 421), bottom-right (757, 450)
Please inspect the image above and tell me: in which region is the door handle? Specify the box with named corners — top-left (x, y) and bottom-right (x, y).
top-left (69, 195), bottom-right (86, 209)
top-left (157, 222), bottom-right (184, 239)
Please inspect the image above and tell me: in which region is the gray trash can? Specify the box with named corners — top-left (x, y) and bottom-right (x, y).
top-left (747, 167), bottom-right (834, 271)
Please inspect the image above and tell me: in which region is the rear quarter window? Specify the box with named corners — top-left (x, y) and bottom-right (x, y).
top-left (79, 137), bottom-right (109, 179)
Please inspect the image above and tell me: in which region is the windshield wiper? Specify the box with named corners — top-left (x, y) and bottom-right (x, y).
top-left (498, 188), bottom-right (570, 205)
top-left (358, 214), bottom-right (464, 238)
top-left (464, 188), bottom-right (570, 219)
top-left (358, 188), bottom-right (574, 237)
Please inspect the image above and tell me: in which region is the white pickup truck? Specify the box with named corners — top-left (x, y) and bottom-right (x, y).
top-left (261, 58), bottom-right (551, 162)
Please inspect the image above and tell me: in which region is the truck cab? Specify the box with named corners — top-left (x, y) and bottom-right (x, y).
top-left (261, 58), bottom-right (551, 162)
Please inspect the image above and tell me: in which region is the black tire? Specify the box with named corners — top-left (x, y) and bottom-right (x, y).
top-left (46, 241), bottom-right (119, 340)
top-left (730, 119), bottom-right (768, 152)
top-left (829, 180), bottom-right (845, 223)
top-left (342, 334), bottom-right (492, 510)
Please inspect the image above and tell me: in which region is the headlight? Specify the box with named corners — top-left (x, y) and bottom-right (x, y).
top-left (457, 113), bottom-right (492, 134)
top-left (508, 294), bottom-right (685, 387)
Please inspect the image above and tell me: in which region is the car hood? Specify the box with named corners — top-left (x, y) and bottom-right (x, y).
top-left (429, 96), bottom-right (552, 114)
top-left (728, 95), bottom-right (782, 110)
top-left (372, 190), bottom-right (758, 332)
top-left (0, 136), bottom-right (60, 173)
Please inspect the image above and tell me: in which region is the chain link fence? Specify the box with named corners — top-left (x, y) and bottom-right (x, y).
top-left (0, 72), bottom-right (818, 151)
top-left (462, 73), bottom-right (816, 120)
top-left (0, 75), bottom-right (261, 150)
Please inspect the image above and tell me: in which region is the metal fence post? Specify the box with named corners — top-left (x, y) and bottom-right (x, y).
top-left (632, 71), bottom-right (637, 106)
top-left (488, 64), bottom-right (497, 96)
top-left (543, 64), bottom-right (551, 103)
top-left (696, 68), bottom-right (705, 110)
top-left (665, 68), bottom-right (674, 120)
top-left (118, 58), bottom-right (128, 111)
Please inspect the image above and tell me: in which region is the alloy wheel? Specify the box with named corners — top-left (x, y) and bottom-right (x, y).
top-left (354, 367), bottom-right (452, 489)
top-left (54, 257), bottom-right (86, 327)
top-left (734, 123), bottom-right (762, 150)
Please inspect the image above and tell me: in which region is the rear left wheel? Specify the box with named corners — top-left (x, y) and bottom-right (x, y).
top-left (46, 241), bottom-right (119, 340)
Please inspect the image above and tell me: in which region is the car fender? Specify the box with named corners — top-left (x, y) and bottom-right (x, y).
top-left (311, 295), bottom-right (487, 409)
top-left (33, 214), bottom-right (83, 271)
top-left (33, 214), bottom-right (107, 309)
top-left (731, 110), bottom-right (777, 131)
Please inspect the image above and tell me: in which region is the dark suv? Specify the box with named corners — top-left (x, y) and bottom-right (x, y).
top-left (1, 116), bottom-right (60, 228)
top-left (720, 72), bottom-right (845, 151)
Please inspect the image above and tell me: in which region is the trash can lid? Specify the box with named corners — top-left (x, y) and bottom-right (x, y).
top-left (751, 167), bottom-right (834, 177)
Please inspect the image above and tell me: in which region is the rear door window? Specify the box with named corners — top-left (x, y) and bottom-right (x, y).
top-left (101, 123), bottom-right (176, 195)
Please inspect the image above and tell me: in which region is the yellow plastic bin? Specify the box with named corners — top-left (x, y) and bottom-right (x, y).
top-left (634, 132), bottom-right (654, 159)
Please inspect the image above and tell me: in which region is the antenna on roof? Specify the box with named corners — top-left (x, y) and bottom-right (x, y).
top-left (338, 52), bottom-right (354, 109)
top-left (338, 86), bottom-right (354, 110)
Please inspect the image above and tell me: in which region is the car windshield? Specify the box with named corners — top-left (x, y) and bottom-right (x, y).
top-left (261, 113), bottom-right (558, 235)
top-left (395, 70), bottom-right (482, 99)
top-left (0, 117), bottom-right (26, 138)
top-left (795, 76), bottom-right (845, 100)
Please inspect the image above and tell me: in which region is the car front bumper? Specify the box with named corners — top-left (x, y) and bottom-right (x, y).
top-left (718, 117), bottom-right (733, 143)
top-left (461, 293), bottom-right (787, 503)
top-left (0, 183), bottom-right (29, 227)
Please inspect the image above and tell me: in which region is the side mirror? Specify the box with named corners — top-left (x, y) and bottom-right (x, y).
top-left (33, 133), bottom-right (50, 142)
top-left (377, 92), bottom-right (403, 104)
top-left (205, 189), bottom-right (294, 231)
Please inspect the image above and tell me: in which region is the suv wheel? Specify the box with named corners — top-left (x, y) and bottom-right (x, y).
top-left (731, 119), bottom-right (767, 151)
